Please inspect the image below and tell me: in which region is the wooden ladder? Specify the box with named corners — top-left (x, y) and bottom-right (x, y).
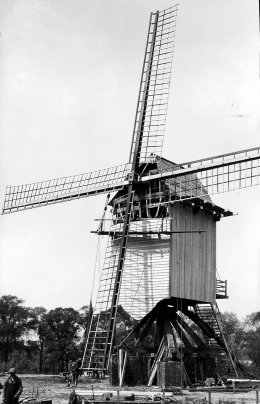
top-left (81, 189), bottom-right (135, 374)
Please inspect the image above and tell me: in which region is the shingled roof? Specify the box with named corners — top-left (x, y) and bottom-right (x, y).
top-left (155, 155), bottom-right (213, 203)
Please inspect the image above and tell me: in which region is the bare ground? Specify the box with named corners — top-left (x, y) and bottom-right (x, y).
top-left (0, 375), bottom-right (258, 404)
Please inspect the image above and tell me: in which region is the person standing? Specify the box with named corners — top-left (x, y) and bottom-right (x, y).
top-left (2, 368), bottom-right (23, 404)
top-left (72, 359), bottom-right (81, 387)
top-left (67, 360), bottom-right (73, 387)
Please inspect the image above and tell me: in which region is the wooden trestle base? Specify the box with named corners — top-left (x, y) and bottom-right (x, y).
top-left (115, 298), bottom-right (239, 387)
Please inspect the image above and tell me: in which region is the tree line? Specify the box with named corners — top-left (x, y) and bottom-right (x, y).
top-left (221, 311), bottom-right (260, 377)
top-left (0, 295), bottom-right (90, 374)
top-left (0, 295), bottom-right (259, 376)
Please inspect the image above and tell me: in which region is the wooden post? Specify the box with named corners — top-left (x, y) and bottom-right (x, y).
top-left (119, 349), bottom-right (127, 387)
top-left (256, 389), bottom-right (259, 404)
top-left (162, 389), bottom-right (165, 404)
top-left (117, 389), bottom-right (120, 404)
top-left (208, 389), bottom-right (211, 404)
top-left (121, 350), bottom-right (127, 386)
top-left (118, 349), bottom-right (122, 383)
top-left (91, 384), bottom-right (95, 403)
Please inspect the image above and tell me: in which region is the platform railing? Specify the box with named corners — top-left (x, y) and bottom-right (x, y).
top-left (216, 279), bottom-right (228, 299)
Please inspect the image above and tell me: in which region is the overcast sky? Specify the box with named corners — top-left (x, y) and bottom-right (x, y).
top-left (0, 0), bottom-right (259, 319)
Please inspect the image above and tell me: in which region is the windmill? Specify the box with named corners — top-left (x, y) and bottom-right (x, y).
top-left (2, 4), bottom-right (259, 386)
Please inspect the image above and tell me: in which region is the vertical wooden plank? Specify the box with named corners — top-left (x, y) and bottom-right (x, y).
top-left (169, 202), bottom-right (217, 302)
top-left (201, 212), bottom-right (207, 301)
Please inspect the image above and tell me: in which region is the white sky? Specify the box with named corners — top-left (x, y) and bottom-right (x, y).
top-left (0, 0), bottom-right (259, 319)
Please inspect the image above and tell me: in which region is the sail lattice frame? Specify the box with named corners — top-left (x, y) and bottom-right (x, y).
top-left (129, 5), bottom-right (178, 167)
top-left (141, 147), bottom-right (260, 202)
top-left (118, 218), bottom-right (171, 320)
top-left (2, 163), bottom-right (130, 214)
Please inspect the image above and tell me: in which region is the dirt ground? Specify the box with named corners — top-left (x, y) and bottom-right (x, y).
top-left (0, 375), bottom-right (258, 404)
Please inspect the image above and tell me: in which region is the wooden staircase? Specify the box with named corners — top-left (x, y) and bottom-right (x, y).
top-left (195, 302), bottom-right (239, 378)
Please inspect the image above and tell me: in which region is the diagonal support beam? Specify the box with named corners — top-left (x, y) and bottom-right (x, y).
top-left (119, 306), bottom-right (157, 351)
top-left (175, 313), bottom-right (208, 350)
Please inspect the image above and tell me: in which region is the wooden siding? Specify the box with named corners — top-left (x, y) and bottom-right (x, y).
top-left (169, 203), bottom-right (216, 303)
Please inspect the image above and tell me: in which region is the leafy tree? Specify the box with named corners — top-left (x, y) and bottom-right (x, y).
top-left (76, 304), bottom-right (92, 354)
top-left (221, 311), bottom-right (245, 354)
top-left (29, 306), bottom-right (48, 373)
top-left (43, 307), bottom-right (82, 372)
top-left (0, 295), bottom-right (34, 364)
top-left (78, 305), bottom-right (91, 335)
top-left (243, 311), bottom-right (260, 376)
